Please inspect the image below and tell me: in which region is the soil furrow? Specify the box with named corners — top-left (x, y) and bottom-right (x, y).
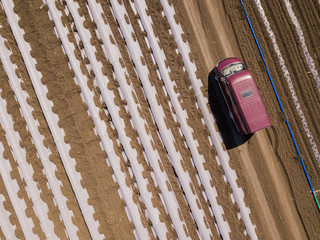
top-left (98, 0), bottom-right (199, 238)
top-left (57, 0), bottom-right (153, 236)
top-left (260, 0), bottom-right (320, 165)
top-left (0, 60), bottom-right (68, 239)
top-left (224, 0), bottom-right (320, 238)
top-left (167, 1), bottom-right (253, 238)
top-left (122, 1), bottom-right (217, 238)
top-left (65, 0), bottom-right (156, 236)
top-left (1, 0), bottom-right (320, 239)
top-left (4, 2), bottom-right (93, 237)
top-left (72, 0), bottom-right (173, 237)
top-left (289, 0), bottom-right (320, 68)
top-left (0, 125), bottom-right (42, 239)
top-left (0, 171), bottom-right (23, 239)
top-left (13, 0), bottom-right (134, 238)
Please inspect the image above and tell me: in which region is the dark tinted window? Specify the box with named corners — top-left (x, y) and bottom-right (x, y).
top-left (241, 89), bottom-right (253, 99)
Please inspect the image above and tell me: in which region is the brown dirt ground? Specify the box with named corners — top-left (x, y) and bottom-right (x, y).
top-left (0, 0), bottom-right (319, 239)
top-left (176, 0), bottom-right (320, 239)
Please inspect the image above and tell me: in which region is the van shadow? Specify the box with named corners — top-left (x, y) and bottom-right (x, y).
top-left (208, 70), bottom-right (253, 149)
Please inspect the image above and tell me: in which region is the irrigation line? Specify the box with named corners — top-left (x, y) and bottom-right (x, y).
top-left (239, 0), bottom-right (320, 212)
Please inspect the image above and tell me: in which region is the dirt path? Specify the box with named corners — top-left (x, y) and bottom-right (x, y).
top-left (239, 131), bottom-right (307, 239)
top-left (178, 0), bottom-right (319, 239)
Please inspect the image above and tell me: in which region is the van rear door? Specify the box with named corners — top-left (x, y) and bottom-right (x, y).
top-left (232, 78), bottom-right (271, 133)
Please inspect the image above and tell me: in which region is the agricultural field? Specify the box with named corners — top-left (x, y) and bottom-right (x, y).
top-left (0, 0), bottom-right (319, 239)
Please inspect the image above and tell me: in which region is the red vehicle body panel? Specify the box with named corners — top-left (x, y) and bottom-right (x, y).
top-left (215, 58), bottom-right (271, 134)
top-left (216, 58), bottom-right (242, 72)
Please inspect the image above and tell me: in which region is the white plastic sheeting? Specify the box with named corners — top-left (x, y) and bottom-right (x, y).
top-left (0, 29), bottom-right (76, 239)
top-left (284, 0), bottom-right (320, 92)
top-left (253, 0), bottom-right (320, 168)
top-left (109, 0), bottom-right (198, 238)
top-left (0, 83), bottom-right (55, 239)
top-left (86, 0), bottom-right (169, 238)
top-left (130, 1), bottom-right (226, 239)
top-left (1, 0), bottom-right (102, 239)
top-left (0, 0), bottom-right (263, 238)
top-left (0, 144), bottom-right (29, 240)
top-left (283, 0), bottom-right (320, 164)
top-left (46, 0), bottom-right (150, 238)
top-left (0, 194), bottom-right (16, 240)
top-left (0, 129), bottom-right (38, 240)
top-left (160, 1), bottom-right (258, 239)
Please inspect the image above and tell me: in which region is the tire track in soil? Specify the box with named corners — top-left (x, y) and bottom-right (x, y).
top-left (225, 0), bottom-right (320, 238)
top-left (289, 0), bottom-right (320, 76)
top-left (259, 0), bottom-right (320, 166)
top-left (253, 0), bottom-right (320, 187)
top-left (252, 0), bottom-right (320, 236)
top-left (3, 0), bottom-right (319, 239)
top-left (166, 0), bottom-right (252, 239)
top-left (228, 146), bottom-right (278, 240)
top-left (174, 0), bottom-right (311, 239)
top-left (255, 0), bottom-right (320, 165)
top-left (243, 131), bottom-right (306, 240)
top-left (225, 1), bottom-right (311, 238)
top-left (12, 0), bottom-right (134, 238)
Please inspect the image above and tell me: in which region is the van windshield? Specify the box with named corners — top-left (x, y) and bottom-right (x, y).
top-left (221, 63), bottom-right (246, 77)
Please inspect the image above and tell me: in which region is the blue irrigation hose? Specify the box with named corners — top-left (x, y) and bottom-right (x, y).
top-left (239, 0), bottom-right (320, 211)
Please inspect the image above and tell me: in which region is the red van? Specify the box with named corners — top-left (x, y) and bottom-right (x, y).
top-left (214, 57), bottom-right (271, 135)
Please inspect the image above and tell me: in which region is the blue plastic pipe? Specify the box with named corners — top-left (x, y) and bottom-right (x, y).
top-left (239, 0), bottom-right (320, 212)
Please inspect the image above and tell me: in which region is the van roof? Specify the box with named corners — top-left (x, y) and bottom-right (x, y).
top-left (227, 70), bottom-right (252, 85)
top-left (229, 71), bottom-right (271, 133)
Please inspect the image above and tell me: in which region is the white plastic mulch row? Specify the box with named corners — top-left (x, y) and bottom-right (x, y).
top-left (283, 0), bottom-right (320, 164)
top-left (1, 1), bottom-right (102, 239)
top-left (253, 0), bottom-right (320, 167)
top-left (283, 0), bottom-right (320, 92)
top-left (131, 1), bottom-right (231, 238)
top-left (0, 81), bottom-right (55, 239)
top-left (0, 143), bottom-right (32, 240)
top-left (160, 1), bottom-right (258, 239)
top-left (62, 0), bottom-right (155, 238)
top-left (84, 0), bottom-right (169, 238)
top-left (105, 0), bottom-right (215, 238)
top-left (128, 0), bottom-right (226, 238)
top-left (109, 0), bottom-right (215, 238)
top-left (45, 1), bottom-right (150, 239)
top-left (0, 28), bottom-right (77, 239)
top-left (68, 0), bottom-right (188, 237)
top-left (0, 193), bottom-right (16, 240)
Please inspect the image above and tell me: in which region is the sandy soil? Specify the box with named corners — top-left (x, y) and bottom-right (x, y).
top-left (0, 0), bottom-right (319, 239)
top-left (177, 0), bottom-right (320, 239)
